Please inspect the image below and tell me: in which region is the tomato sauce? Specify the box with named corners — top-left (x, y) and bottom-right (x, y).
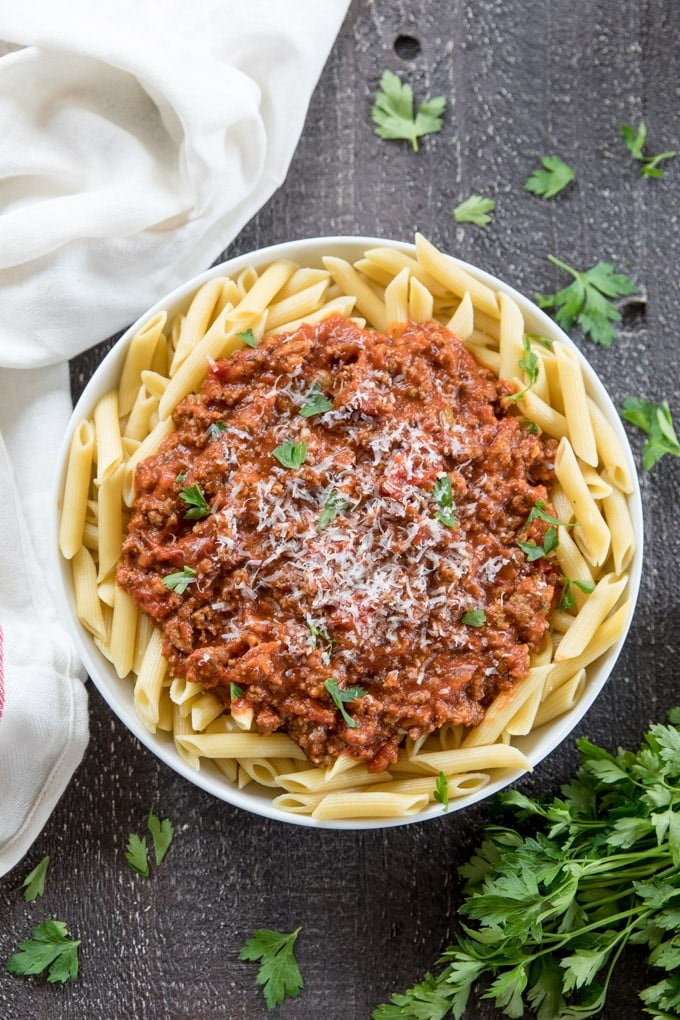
top-left (117, 316), bottom-right (559, 772)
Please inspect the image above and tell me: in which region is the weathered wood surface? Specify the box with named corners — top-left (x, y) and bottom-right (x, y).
top-left (1, 2), bottom-right (679, 1017)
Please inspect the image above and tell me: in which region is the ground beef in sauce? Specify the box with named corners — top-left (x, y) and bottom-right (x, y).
top-left (117, 315), bottom-right (560, 773)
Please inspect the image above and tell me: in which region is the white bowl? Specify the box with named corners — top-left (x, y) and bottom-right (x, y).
top-left (52, 236), bottom-right (644, 829)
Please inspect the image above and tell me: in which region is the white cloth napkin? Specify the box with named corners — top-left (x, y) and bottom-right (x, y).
top-left (0, 0), bottom-right (350, 876)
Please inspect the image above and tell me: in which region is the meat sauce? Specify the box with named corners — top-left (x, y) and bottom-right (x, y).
top-left (117, 316), bottom-right (560, 772)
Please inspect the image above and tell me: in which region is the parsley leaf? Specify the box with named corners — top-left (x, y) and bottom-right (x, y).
top-left (230, 682), bottom-right (244, 701)
top-left (518, 525), bottom-right (559, 561)
top-left (19, 856), bottom-right (50, 903)
top-left (239, 927), bottom-right (304, 1011)
top-left (431, 474), bottom-right (456, 528)
top-left (272, 439), bottom-right (308, 469)
top-left (124, 833), bottom-right (149, 877)
top-left (560, 576), bottom-right (595, 611)
top-left (237, 328), bottom-right (258, 348)
top-left (162, 566), bottom-right (197, 594)
top-left (317, 489), bottom-right (348, 532)
top-left (373, 710), bottom-right (680, 1020)
top-left (621, 120), bottom-right (676, 178)
top-left (536, 255), bottom-right (638, 346)
top-left (621, 396), bottom-right (680, 470)
top-left (207, 420), bottom-right (228, 440)
top-left (462, 608), bottom-right (486, 627)
top-left (299, 382), bottom-right (333, 418)
top-left (179, 483), bottom-right (211, 520)
top-left (307, 618), bottom-right (333, 664)
top-left (6, 920), bottom-right (81, 984)
top-left (371, 69), bottom-right (446, 152)
top-left (453, 195), bottom-right (495, 227)
top-left (434, 772), bottom-right (449, 812)
top-left (505, 334), bottom-right (539, 401)
top-left (524, 155), bottom-right (575, 198)
top-left (525, 498), bottom-right (572, 529)
top-left (324, 677), bottom-right (366, 729)
top-left (147, 810), bottom-right (174, 866)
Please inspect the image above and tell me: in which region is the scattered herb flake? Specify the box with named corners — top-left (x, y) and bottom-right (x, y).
top-left (525, 498), bottom-right (573, 529)
top-left (621, 120), bottom-right (676, 178)
top-left (536, 255), bottom-right (638, 347)
top-left (299, 382), bottom-right (333, 418)
top-left (621, 396), bottom-right (680, 470)
top-left (524, 155), bottom-right (575, 198)
top-left (272, 439), bottom-right (308, 469)
top-left (237, 328), bottom-right (258, 348)
top-left (230, 682), bottom-right (244, 701)
top-left (434, 772), bottom-right (449, 812)
top-left (324, 677), bottom-right (366, 729)
top-left (239, 927), bottom-right (304, 1011)
top-left (371, 69), bottom-right (446, 152)
top-left (124, 833), bottom-right (149, 878)
top-left (453, 194), bottom-right (495, 227)
top-left (179, 483), bottom-right (211, 520)
top-left (19, 856), bottom-right (50, 903)
top-left (317, 489), bottom-right (348, 532)
top-left (462, 608), bottom-right (486, 627)
top-left (147, 810), bottom-right (174, 867)
top-left (6, 920), bottom-right (81, 984)
top-left (506, 334), bottom-right (539, 402)
top-left (162, 566), bottom-right (197, 594)
top-left (373, 710), bottom-right (680, 1020)
top-left (307, 619), bottom-right (333, 664)
top-left (432, 474), bottom-right (456, 528)
top-left (518, 525), bottom-right (559, 561)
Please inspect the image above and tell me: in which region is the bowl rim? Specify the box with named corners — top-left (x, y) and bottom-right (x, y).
top-left (52, 234), bottom-right (644, 829)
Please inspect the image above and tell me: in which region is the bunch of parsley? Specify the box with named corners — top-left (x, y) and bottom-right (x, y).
top-left (374, 710), bottom-right (680, 1020)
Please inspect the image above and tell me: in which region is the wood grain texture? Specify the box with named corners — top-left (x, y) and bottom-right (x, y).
top-left (2, 2), bottom-right (679, 1017)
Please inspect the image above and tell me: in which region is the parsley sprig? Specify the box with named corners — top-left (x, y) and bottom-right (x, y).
top-left (162, 566), bottom-right (197, 594)
top-left (239, 927), bottom-right (304, 1011)
top-left (272, 439), bottom-right (308, 469)
top-left (524, 155), bottom-right (575, 198)
top-left (453, 195), bottom-right (495, 227)
top-left (372, 70), bottom-right (446, 152)
top-left (536, 255), bottom-right (638, 347)
top-left (125, 809), bottom-right (174, 877)
top-left (19, 856), bottom-right (50, 903)
top-left (505, 334), bottom-right (539, 402)
top-left (621, 396), bottom-right (680, 470)
top-left (299, 382), bottom-right (333, 418)
top-left (6, 920), bottom-right (81, 984)
top-left (317, 489), bottom-right (348, 532)
top-left (324, 677), bottom-right (366, 729)
top-left (434, 772), bottom-right (449, 812)
top-left (179, 483), bottom-right (211, 520)
top-left (621, 120), bottom-right (676, 178)
top-left (373, 710), bottom-right (680, 1020)
top-left (431, 474), bottom-right (456, 528)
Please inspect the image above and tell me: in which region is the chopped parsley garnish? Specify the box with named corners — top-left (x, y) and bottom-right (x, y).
top-left (525, 498), bottom-right (572, 529)
top-left (518, 526), bottom-right (559, 561)
top-left (431, 474), bottom-right (456, 527)
top-left (371, 69), bottom-right (446, 152)
top-left (272, 439), bottom-right (308, 469)
top-left (324, 677), bottom-right (366, 729)
top-left (317, 489), bottom-right (348, 532)
top-left (506, 334), bottom-right (539, 402)
top-left (6, 920), bottom-right (81, 984)
top-left (621, 120), bottom-right (676, 178)
top-left (560, 576), bottom-right (595, 610)
top-left (536, 255), bottom-right (638, 347)
top-left (179, 483), bottom-right (211, 520)
top-left (434, 772), bottom-right (449, 812)
top-left (307, 619), bottom-right (333, 664)
top-left (520, 419), bottom-right (539, 435)
top-left (299, 382), bottom-right (334, 418)
top-left (621, 396), bottom-right (680, 470)
top-left (524, 155), bottom-right (575, 198)
top-left (237, 328), bottom-right (258, 348)
top-left (162, 566), bottom-right (197, 594)
top-left (372, 709), bottom-right (680, 1020)
top-left (453, 194), bottom-right (495, 227)
top-left (239, 927), bottom-right (304, 1011)
top-left (230, 682), bottom-right (244, 701)
top-left (525, 331), bottom-right (554, 350)
top-left (462, 608), bottom-right (486, 627)
top-left (19, 856), bottom-right (50, 903)
top-left (207, 421), bottom-right (228, 440)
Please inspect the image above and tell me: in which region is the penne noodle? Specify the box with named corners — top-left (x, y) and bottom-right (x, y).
top-left (59, 419), bottom-right (95, 559)
top-left (555, 437), bottom-right (611, 566)
top-left (554, 342), bottom-right (598, 466)
top-left (93, 390), bottom-right (123, 482)
top-left (554, 572), bottom-right (628, 661)
top-left (118, 312), bottom-right (167, 416)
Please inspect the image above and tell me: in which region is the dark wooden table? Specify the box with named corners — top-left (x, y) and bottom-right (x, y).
top-left (2, 2), bottom-right (679, 1017)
